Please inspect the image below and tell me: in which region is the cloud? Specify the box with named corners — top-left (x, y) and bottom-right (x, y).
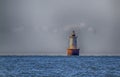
top-left (12, 25), bottom-right (25, 32)
top-left (63, 22), bottom-right (86, 31)
top-left (63, 22), bottom-right (96, 34)
top-left (79, 22), bottom-right (86, 28)
top-left (52, 29), bottom-right (58, 33)
top-left (41, 26), bottom-right (49, 32)
top-left (88, 27), bottom-right (96, 34)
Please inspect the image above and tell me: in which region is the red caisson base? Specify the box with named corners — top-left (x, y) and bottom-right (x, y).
top-left (67, 49), bottom-right (79, 56)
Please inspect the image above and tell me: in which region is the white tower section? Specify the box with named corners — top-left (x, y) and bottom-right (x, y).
top-left (69, 30), bottom-right (78, 49)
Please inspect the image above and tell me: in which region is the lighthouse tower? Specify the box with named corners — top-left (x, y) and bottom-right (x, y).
top-left (67, 30), bottom-right (79, 56)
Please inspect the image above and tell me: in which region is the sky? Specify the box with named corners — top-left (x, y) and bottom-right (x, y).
top-left (0, 0), bottom-right (120, 55)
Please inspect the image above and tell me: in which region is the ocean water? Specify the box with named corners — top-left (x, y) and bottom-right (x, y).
top-left (0, 56), bottom-right (120, 77)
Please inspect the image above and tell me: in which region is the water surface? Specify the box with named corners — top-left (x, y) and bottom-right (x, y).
top-left (0, 56), bottom-right (120, 77)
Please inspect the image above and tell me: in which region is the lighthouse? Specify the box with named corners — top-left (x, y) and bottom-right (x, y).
top-left (67, 30), bottom-right (80, 56)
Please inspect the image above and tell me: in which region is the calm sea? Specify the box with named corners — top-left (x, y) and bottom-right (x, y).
top-left (0, 56), bottom-right (120, 77)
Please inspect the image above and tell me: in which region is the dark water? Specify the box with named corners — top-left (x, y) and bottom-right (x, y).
top-left (0, 56), bottom-right (120, 77)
